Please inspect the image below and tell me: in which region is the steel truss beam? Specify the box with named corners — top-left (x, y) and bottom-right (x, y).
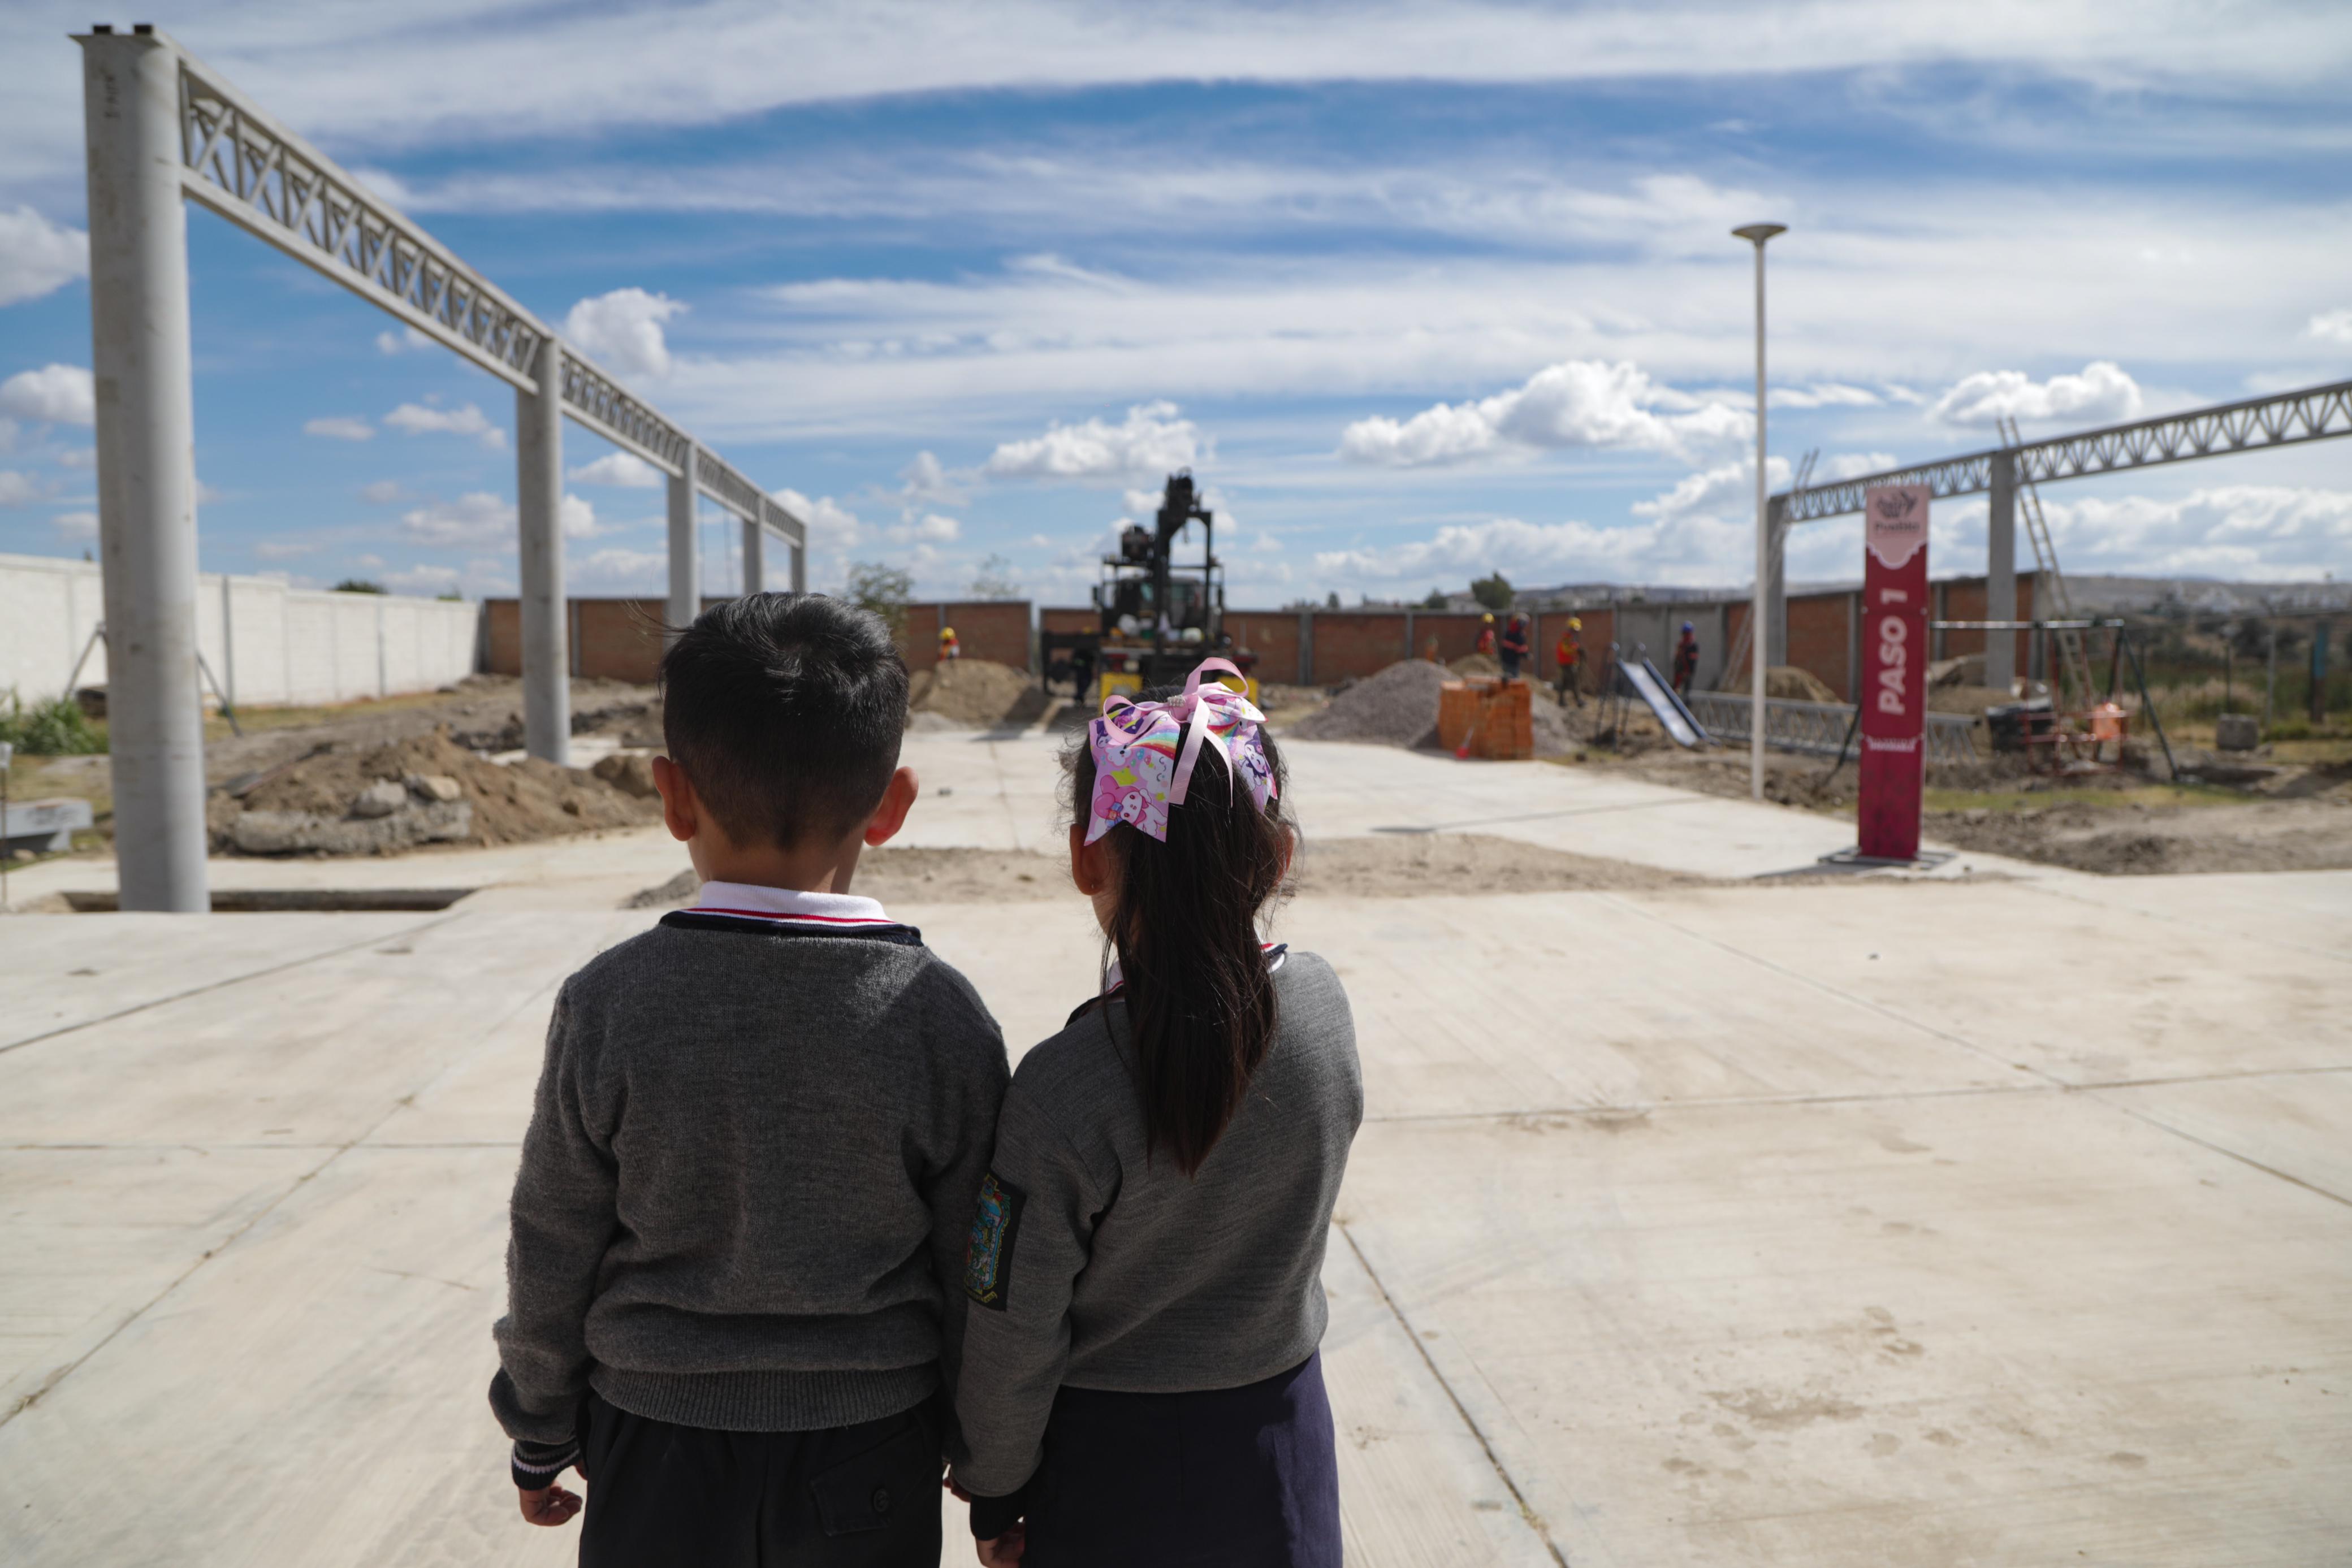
top-left (172, 49), bottom-right (799, 543)
top-left (1779, 379), bottom-right (2352, 522)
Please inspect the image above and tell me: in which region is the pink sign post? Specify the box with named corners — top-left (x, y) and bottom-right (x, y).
top-left (1857, 484), bottom-right (1930, 861)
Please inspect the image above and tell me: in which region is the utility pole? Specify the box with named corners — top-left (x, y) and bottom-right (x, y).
top-left (1732, 223), bottom-right (1787, 802)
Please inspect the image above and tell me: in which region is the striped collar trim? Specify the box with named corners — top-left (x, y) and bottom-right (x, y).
top-left (687, 880), bottom-right (900, 930)
top-left (1101, 941), bottom-right (1287, 996)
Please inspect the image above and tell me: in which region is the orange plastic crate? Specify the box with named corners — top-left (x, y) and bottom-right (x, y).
top-left (1437, 679), bottom-right (1533, 760)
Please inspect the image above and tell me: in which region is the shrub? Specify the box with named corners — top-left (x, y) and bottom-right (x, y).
top-left (0, 691), bottom-right (109, 755)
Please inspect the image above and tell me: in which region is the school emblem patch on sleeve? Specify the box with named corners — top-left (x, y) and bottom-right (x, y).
top-left (963, 1171), bottom-right (1026, 1311)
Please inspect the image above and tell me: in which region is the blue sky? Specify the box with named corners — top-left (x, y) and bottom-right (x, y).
top-left (2, 1), bottom-right (2347, 605)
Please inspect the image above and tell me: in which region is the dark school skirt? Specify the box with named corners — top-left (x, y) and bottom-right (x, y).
top-left (1019, 1353), bottom-right (1342, 1568)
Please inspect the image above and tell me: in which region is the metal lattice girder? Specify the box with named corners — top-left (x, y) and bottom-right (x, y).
top-left (1780, 379), bottom-right (2352, 522)
top-left (171, 41), bottom-right (793, 529)
top-left (177, 60), bottom-right (546, 392)
top-left (1686, 692), bottom-right (1980, 768)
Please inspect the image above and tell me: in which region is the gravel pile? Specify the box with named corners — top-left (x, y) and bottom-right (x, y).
top-left (907, 660), bottom-right (1050, 727)
top-left (1289, 660), bottom-right (1449, 748)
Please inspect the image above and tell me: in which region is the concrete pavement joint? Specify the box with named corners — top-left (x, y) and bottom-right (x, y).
top-left (1336, 1223), bottom-right (1573, 1567)
top-left (0, 950), bottom-right (567, 1432)
top-left (0, 910), bottom-right (469, 1058)
top-left (2013, 877), bottom-right (2352, 966)
top-left (2085, 1094), bottom-right (2352, 1210)
top-left (1360, 1063), bottom-right (2352, 1126)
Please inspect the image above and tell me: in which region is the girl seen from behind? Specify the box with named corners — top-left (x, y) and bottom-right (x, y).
top-left (951, 659), bottom-right (1363, 1567)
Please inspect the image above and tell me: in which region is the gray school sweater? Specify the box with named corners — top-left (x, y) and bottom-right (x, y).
top-left (952, 948), bottom-right (1362, 1499)
top-left (488, 903), bottom-right (1008, 1466)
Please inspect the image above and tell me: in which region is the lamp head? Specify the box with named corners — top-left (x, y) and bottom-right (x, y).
top-left (1732, 223), bottom-right (1788, 245)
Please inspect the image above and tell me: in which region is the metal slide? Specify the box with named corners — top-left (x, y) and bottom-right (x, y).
top-left (1618, 655), bottom-right (1710, 748)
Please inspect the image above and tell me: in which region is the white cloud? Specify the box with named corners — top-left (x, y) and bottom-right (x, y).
top-left (0, 469), bottom-right (42, 506)
top-left (359, 479), bottom-right (409, 504)
top-left (1631, 456), bottom-right (1793, 526)
top-left (0, 363), bottom-right (95, 426)
top-left (2038, 484), bottom-right (2352, 579)
top-left (52, 509), bottom-right (98, 541)
top-left (1339, 359), bottom-right (1750, 468)
top-left (890, 512), bottom-right (962, 543)
top-left (564, 288), bottom-right (686, 380)
top-left (984, 401), bottom-right (1201, 479)
top-left (57, 446), bottom-right (94, 469)
top-left (777, 488), bottom-right (862, 548)
top-left (569, 452), bottom-right (663, 488)
top-left (253, 538), bottom-right (319, 560)
top-left (384, 401), bottom-right (507, 449)
top-left (1316, 513), bottom-right (1747, 589)
top-left (571, 547), bottom-right (669, 591)
top-left (897, 449), bottom-right (966, 505)
top-left (0, 206), bottom-right (87, 307)
top-left (401, 492), bottom-right (512, 547)
top-left (1824, 451), bottom-right (1900, 480)
top-left (375, 325), bottom-right (435, 354)
top-left (1927, 360), bottom-right (2143, 428)
top-left (2308, 309), bottom-right (2352, 346)
top-left (561, 495), bottom-right (603, 538)
top-left (196, 480), bottom-right (226, 506)
top-left (304, 416), bottom-right (376, 441)
top-left (386, 563), bottom-right (464, 595)
top-left (0, 417), bottom-right (15, 452)
top-left (1771, 383), bottom-right (1882, 409)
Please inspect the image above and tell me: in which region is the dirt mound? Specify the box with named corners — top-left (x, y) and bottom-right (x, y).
top-left (1290, 660), bottom-right (1449, 747)
top-left (214, 726), bottom-right (659, 855)
top-left (1765, 666), bottom-right (1837, 703)
top-left (907, 660), bottom-right (1049, 727)
top-left (1450, 653), bottom-right (1502, 677)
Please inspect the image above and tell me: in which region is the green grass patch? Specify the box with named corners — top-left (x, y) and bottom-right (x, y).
top-left (1924, 783), bottom-right (2243, 814)
top-left (0, 692), bottom-right (107, 755)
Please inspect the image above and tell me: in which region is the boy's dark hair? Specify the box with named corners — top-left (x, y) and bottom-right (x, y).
top-left (1068, 703), bottom-right (1292, 1176)
top-left (660, 593), bottom-right (908, 850)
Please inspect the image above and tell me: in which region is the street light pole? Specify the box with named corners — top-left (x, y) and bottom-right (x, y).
top-left (1732, 223), bottom-right (1787, 803)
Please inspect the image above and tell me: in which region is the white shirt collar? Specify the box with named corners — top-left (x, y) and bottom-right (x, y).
top-left (690, 880), bottom-right (898, 928)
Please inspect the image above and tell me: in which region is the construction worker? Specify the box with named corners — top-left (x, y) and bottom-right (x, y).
top-left (1475, 613), bottom-right (1497, 659)
top-left (1499, 612), bottom-right (1530, 683)
top-left (939, 623), bottom-right (961, 662)
top-left (1555, 617), bottom-right (1586, 707)
top-left (1672, 621), bottom-right (1700, 696)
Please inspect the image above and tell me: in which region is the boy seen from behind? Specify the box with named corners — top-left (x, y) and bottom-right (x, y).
top-left (490, 593), bottom-right (1009, 1566)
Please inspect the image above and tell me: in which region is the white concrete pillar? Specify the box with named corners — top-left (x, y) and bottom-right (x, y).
top-left (81, 28), bottom-right (206, 911)
top-left (516, 336), bottom-right (568, 763)
top-left (1986, 451), bottom-right (2017, 695)
top-left (667, 441), bottom-right (698, 635)
top-left (741, 515), bottom-right (766, 596)
top-left (788, 517), bottom-right (806, 593)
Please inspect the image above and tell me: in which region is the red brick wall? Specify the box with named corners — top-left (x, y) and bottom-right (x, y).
top-left (485, 600), bottom-right (522, 677)
top-left (1039, 607), bottom-right (1096, 638)
top-left (1410, 612), bottom-right (1491, 668)
top-left (1311, 613), bottom-right (1411, 684)
top-left (901, 601), bottom-right (1032, 672)
top-left (1230, 612), bottom-right (1302, 687)
top-left (1787, 591), bottom-right (1852, 701)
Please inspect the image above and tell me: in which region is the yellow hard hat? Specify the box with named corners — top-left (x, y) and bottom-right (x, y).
top-left (1482, 612), bottom-right (1495, 622)
top-left (1568, 617), bottom-right (1583, 630)
top-left (940, 625), bottom-right (956, 637)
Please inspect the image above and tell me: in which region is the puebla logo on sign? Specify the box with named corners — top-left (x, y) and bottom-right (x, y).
top-left (1866, 485), bottom-right (1927, 570)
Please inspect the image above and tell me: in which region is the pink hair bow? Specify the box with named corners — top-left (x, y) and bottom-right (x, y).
top-left (1085, 657), bottom-right (1278, 844)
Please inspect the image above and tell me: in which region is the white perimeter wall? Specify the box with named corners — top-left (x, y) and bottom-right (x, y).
top-left (1, 552), bottom-right (481, 708)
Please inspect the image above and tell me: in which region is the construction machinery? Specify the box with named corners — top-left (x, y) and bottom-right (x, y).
top-left (1041, 473), bottom-right (1260, 705)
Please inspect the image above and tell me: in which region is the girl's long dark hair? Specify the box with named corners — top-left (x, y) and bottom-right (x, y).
top-left (1069, 718), bottom-right (1293, 1176)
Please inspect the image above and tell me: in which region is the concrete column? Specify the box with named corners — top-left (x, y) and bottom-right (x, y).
top-left (1986, 451), bottom-right (2017, 695)
top-left (667, 442), bottom-right (698, 636)
top-left (81, 29), bottom-right (205, 912)
top-left (516, 336), bottom-right (568, 764)
top-left (741, 515), bottom-right (766, 596)
top-left (790, 538), bottom-right (806, 594)
top-left (1763, 494), bottom-right (1788, 672)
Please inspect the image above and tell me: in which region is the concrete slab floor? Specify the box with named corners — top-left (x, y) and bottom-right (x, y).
top-left (1, 865), bottom-right (2346, 1563)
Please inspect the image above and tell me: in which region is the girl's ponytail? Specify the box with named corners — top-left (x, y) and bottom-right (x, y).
top-left (1070, 695), bottom-right (1291, 1176)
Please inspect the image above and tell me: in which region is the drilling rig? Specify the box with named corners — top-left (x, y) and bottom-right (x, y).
top-left (1041, 472), bottom-right (1260, 705)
